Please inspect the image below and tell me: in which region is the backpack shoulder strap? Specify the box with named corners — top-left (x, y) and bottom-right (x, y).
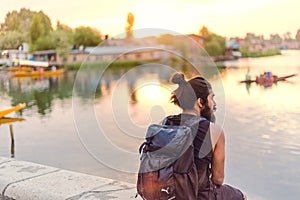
top-left (161, 117), bottom-right (168, 125)
top-left (160, 115), bottom-right (206, 128)
top-left (160, 115), bottom-right (175, 125)
top-left (182, 116), bottom-right (206, 127)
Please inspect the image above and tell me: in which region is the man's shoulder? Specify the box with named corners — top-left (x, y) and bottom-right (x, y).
top-left (209, 122), bottom-right (223, 136)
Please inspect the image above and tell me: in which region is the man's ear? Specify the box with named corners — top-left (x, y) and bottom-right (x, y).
top-left (197, 98), bottom-right (204, 109)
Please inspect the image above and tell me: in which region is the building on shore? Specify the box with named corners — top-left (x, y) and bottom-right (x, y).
top-left (64, 45), bottom-right (171, 65)
top-left (0, 34), bottom-right (208, 67)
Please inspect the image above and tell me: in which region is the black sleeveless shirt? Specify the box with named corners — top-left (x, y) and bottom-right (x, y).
top-left (164, 114), bottom-right (213, 171)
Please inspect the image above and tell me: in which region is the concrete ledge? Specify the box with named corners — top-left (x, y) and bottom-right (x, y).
top-left (0, 156), bottom-right (141, 200)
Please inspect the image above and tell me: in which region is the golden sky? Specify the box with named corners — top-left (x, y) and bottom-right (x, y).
top-left (1, 0), bottom-right (300, 38)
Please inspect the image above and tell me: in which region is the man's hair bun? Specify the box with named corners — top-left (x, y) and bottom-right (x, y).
top-left (170, 72), bottom-right (186, 85)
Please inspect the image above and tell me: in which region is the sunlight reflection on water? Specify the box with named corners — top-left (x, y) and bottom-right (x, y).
top-left (222, 51), bottom-right (300, 199)
top-left (0, 50), bottom-right (300, 199)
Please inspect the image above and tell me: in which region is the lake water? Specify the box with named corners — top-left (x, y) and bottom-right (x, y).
top-left (0, 50), bottom-right (300, 199)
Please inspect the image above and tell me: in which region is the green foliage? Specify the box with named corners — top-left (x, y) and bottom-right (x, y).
top-left (4, 11), bottom-right (20, 31)
top-left (30, 14), bottom-right (45, 43)
top-left (29, 11), bottom-right (54, 51)
top-left (65, 60), bottom-right (154, 70)
top-left (30, 30), bottom-right (72, 53)
top-left (38, 11), bottom-right (52, 34)
top-left (31, 35), bottom-right (55, 51)
top-left (30, 12), bottom-right (52, 44)
top-left (241, 49), bottom-right (281, 57)
top-left (0, 31), bottom-right (27, 49)
top-left (51, 30), bottom-right (71, 59)
top-left (199, 26), bottom-right (226, 56)
top-left (203, 34), bottom-right (225, 56)
top-left (73, 26), bottom-right (102, 48)
top-left (0, 8), bottom-right (55, 51)
top-left (1, 8), bottom-right (34, 33)
top-left (56, 21), bottom-right (74, 44)
top-left (240, 43), bottom-right (249, 56)
top-left (0, 7), bottom-right (106, 61)
top-left (204, 40), bottom-right (222, 56)
top-left (17, 8), bottom-right (33, 32)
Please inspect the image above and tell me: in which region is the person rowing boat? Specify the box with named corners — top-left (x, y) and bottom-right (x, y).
top-left (240, 72), bottom-right (297, 84)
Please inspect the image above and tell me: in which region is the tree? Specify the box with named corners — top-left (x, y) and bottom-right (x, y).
top-left (270, 34), bottom-right (282, 45)
top-left (244, 33), bottom-right (260, 44)
top-left (0, 31), bottom-right (27, 49)
top-left (125, 12), bottom-right (134, 39)
top-left (38, 11), bottom-right (52, 34)
top-left (295, 29), bottom-right (300, 42)
top-left (31, 30), bottom-right (71, 55)
top-left (56, 21), bottom-right (74, 44)
top-left (3, 11), bottom-right (20, 32)
top-left (240, 43), bottom-right (250, 56)
top-left (32, 35), bottom-right (55, 51)
top-left (29, 11), bottom-right (53, 50)
top-left (199, 26), bottom-right (209, 40)
top-left (51, 30), bottom-right (71, 60)
top-left (204, 35), bottom-right (225, 56)
top-left (29, 11), bottom-right (52, 43)
top-left (73, 26), bottom-right (102, 48)
top-left (18, 8), bottom-right (34, 32)
top-left (30, 13), bottom-right (45, 43)
top-left (1, 8), bottom-right (34, 33)
top-left (199, 26), bottom-right (225, 56)
top-left (283, 32), bottom-right (292, 41)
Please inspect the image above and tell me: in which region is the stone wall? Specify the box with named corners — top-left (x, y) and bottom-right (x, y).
top-left (0, 157), bottom-right (141, 200)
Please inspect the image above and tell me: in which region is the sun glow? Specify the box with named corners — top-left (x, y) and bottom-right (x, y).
top-left (130, 78), bottom-right (180, 125)
top-left (135, 79), bottom-right (171, 104)
top-left (1, 0), bottom-right (299, 38)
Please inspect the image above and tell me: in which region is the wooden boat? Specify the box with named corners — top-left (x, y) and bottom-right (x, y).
top-left (240, 73), bottom-right (297, 84)
top-left (6, 59), bottom-right (66, 77)
top-left (12, 68), bottom-right (66, 77)
top-left (0, 103), bottom-right (26, 118)
top-left (0, 117), bottom-right (25, 125)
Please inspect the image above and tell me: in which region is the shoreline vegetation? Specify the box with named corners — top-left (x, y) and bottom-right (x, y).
top-left (241, 49), bottom-right (281, 58)
top-left (63, 49), bottom-right (282, 71)
top-left (0, 8), bottom-right (287, 74)
top-left (64, 59), bottom-right (228, 72)
top-left (0, 8), bottom-right (295, 64)
top-left (213, 49), bottom-right (282, 62)
top-left (65, 60), bottom-right (152, 71)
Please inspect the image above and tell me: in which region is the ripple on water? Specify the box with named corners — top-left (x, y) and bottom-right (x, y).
top-left (282, 143), bottom-right (300, 156)
top-left (261, 134), bottom-right (270, 139)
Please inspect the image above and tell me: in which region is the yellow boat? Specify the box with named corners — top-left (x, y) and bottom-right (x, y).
top-left (3, 66), bottom-right (33, 72)
top-left (0, 103), bottom-right (26, 118)
top-left (8, 59), bottom-right (66, 77)
top-left (0, 117), bottom-right (25, 125)
top-left (12, 68), bottom-right (66, 77)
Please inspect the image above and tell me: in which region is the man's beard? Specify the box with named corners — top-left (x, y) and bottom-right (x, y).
top-left (201, 105), bottom-right (216, 123)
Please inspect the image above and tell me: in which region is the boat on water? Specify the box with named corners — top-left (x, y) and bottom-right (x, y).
top-left (4, 59), bottom-right (66, 77)
top-left (240, 72), bottom-right (297, 85)
top-left (11, 68), bottom-right (66, 77)
top-left (0, 103), bottom-right (26, 118)
top-left (0, 117), bottom-right (25, 125)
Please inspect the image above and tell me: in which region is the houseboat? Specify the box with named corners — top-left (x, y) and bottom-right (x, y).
top-left (6, 59), bottom-right (66, 77)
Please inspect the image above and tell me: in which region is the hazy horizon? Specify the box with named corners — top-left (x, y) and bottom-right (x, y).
top-left (1, 0), bottom-right (300, 39)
